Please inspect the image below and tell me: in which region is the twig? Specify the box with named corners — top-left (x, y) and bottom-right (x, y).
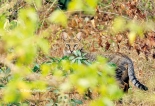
top-left (102, 4), bottom-right (112, 9)
top-left (40, 0), bottom-right (57, 33)
top-left (33, 0), bottom-right (38, 11)
top-left (99, 10), bottom-right (131, 20)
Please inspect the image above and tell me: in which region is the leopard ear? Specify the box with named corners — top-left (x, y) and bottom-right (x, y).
top-left (76, 32), bottom-right (82, 41)
top-left (62, 32), bottom-right (69, 40)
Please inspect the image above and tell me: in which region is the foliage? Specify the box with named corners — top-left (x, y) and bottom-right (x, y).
top-left (0, 1), bottom-right (49, 104)
top-left (37, 50), bottom-right (122, 105)
top-left (69, 50), bottom-right (91, 65)
top-left (49, 0), bottom-right (99, 27)
top-left (0, 0), bottom-right (122, 105)
top-left (0, 0), bottom-right (155, 106)
top-left (0, 50), bottom-right (122, 105)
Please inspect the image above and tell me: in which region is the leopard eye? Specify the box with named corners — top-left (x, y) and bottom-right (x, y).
top-left (74, 44), bottom-right (78, 47)
top-left (66, 44), bottom-right (70, 47)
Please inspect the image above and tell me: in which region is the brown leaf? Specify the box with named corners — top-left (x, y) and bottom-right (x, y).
top-left (138, 70), bottom-right (143, 77)
top-left (91, 19), bottom-right (96, 28)
top-left (116, 34), bottom-right (123, 43)
top-left (105, 41), bottom-right (110, 51)
top-left (135, 45), bottom-right (141, 55)
top-left (98, 36), bottom-right (103, 47)
top-left (91, 41), bottom-right (97, 52)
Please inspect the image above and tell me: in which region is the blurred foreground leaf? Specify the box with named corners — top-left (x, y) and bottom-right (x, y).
top-left (49, 10), bottom-right (67, 27)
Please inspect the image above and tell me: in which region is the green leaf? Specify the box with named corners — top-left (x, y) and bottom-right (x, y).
top-left (48, 10), bottom-right (67, 27)
top-left (18, 8), bottom-right (38, 34)
top-left (73, 50), bottom-right (78, 56)
top-left (82, 58), bottom-right (88, 60)
top-left (68, 0), bottom-right (83, 11)
top-left (108, 62), bottom-right (117, 68)
top-left (25, 0), bottom-right (42, 8)
top-left (61, 56), bottom-right (69, 60)
top-left (82, 53), bottom-right (87, 57)
top-left (85, 0), bottom-right (98, 8)
top-left (78, 59), bottom-right (82, 64)
top-left (75, 60), bottom-right (78, 64)
top-left (5, 68), bottom-right (11, 74)
top-left (76, 57), bottom-right (83, 60)
top-left (0, 14), bottom-right (6, 28)
top-left (37, 38), bottom-right (50, 55)
top-left (113, 17), bottom-right (126, 33)
top-left (71, 99), bottom-right (83, 104)
top-left (71, 58), bottom-right (76, 63)
top-left (69, 56), bottom-right (75, 60)
top-left (0, 69), bottom-right (3, 73)
top-left (97, 71), bottom-right (102, 76)
top-left (0, 84), bottom-right (5, 88)
top-left (32, 64), bottom-right (40, 72)
top-left (83, 60), bottom-right (91, 65)
top-left (73, 50), bottom-right (82, 56)
top-left (49, 57), bottom-right (59, 63)
top-left (9, 21), bottom-right (18, 29)
top-left (77, 50), bottom-right (82, 56)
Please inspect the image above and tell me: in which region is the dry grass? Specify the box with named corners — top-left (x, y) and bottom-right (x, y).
top-left (1, 0), bottom-right (155, 105)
